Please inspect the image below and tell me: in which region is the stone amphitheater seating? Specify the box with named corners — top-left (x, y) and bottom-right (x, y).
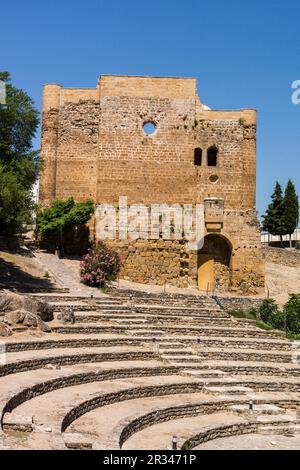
top-left (0, 291), bottom-right (299, 450)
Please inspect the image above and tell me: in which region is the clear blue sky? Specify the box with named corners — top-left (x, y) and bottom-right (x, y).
top-left (1, 0), bottom-right (299, 217)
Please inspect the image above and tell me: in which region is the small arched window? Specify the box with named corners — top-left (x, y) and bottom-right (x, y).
top-left (207, 146), bottom-right (218, 166)
top-left (194, 148), bottom-right (202, 166)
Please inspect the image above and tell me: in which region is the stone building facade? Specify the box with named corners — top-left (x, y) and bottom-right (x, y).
top-left (39, 75), bottom-right (265, 294)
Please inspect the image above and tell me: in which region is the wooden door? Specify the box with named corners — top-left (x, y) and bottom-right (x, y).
top-left (198, 255), bottom-right (214, 292)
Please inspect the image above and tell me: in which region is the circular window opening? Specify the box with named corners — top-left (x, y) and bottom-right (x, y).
top-left (143, 122), bottom-right (156, 135)
top-left (209, 175), bottom-right (219, 184)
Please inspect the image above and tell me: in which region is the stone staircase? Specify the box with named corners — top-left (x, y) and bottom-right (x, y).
top-left (0, 290), bottom-right (299, 450)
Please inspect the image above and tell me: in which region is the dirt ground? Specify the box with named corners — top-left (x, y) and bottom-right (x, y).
top-left (0, 250), bottom-right (58, 292)
top-left (265, 262), bottom-right (300, 307)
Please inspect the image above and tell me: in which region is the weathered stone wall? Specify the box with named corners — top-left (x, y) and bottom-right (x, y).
top-left (213, 295), bottom-right (264, 313)
top-left (39, 75), bottom-right (265, 294)
top-left (263, 247), bottom-right (300, 267)
top-left (108, 239), bottom-right (190, 287)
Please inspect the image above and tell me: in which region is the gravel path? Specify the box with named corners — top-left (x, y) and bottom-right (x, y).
top-left (33, 250), bottom-right (106, 297)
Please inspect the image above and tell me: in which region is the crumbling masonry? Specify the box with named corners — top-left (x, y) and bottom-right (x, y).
top-left (39, 75), bottom-right (265, 294)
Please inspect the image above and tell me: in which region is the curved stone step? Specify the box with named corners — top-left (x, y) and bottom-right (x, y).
top-left (120, 400), bottom-right (299, 450)
top-left (1, 289), bottom-right (298, 451)
top-left (4, 334), bottom-right (292, 353)
top-left (197, 348), bottom-right (294, 363)
top-left (3, 376), bottom-right (208, 439)
top-left (0, 350), bottom-right (158, 377)
top-left (182, 417), bottom-right (299, 450)
top-left (203, 385), bottom-right (254, 396)
top-left (50, 323), bottom-right (286, 339)
top-left (192, 361), bottom-right (300, 377)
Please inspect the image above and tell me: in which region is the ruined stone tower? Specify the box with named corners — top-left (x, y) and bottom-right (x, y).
top-left (39, 75), bottom-right (265, 294)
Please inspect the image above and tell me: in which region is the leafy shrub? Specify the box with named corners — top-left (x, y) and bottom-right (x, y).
top-left (259, 298), bottom-right (279, 320)
top-left (255, 320), bottom-right (274, 331)
top-left (228, 296), bottom-right (300, 337)
top-left (36, 198), bottom-right (94, 254)
top-left (80, 242), bottom-right (121, 288)
top-left (283, 294), bottom-right (300, 334)
top-left (259, 298), bottom-right (284, 330)
top-left (228, 309), bottom-right (257, 320)
top-left (287, 333), bottom-right (300, 341)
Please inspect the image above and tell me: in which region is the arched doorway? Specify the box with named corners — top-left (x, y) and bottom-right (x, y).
top-left (197, 234), bottom-right (232, 292)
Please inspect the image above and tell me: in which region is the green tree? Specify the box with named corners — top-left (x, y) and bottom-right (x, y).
top-left (0, 71), bottom-right (39, 235)
top-left (262, 182), bottom-right (286, 245)
top-left (0, 165), bottom-right (35, 235)
top-left (36, 198), bottom-right (94, 254)
top-left (283, 179), bottom-right (299, 248)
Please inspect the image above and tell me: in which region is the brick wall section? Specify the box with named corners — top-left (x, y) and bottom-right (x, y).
top-left (39, 75), bottom-right (265, 294)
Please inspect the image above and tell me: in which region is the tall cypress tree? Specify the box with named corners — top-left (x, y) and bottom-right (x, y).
top-left (283, 179), bottom-right (299, 248)
top-left (262, 182), bottom-right (286, 244)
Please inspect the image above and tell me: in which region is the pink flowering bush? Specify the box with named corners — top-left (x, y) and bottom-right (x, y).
top-left (80, 242), bottom-right (121, 288)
